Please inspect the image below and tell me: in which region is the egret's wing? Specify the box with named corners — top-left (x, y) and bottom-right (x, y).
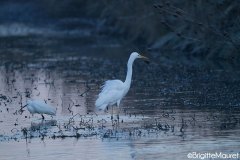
top-left (99, 80), bottom-right (124, 96)
top-left (96, 80), bottom-right (124, 110)
top-left (32, 100), bottom-right (56, 115)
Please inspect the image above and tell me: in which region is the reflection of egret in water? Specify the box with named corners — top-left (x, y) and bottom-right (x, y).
top-left (22, 119), bottom-right (57, 141)
top-left (30, 119), bottom-right (57, 131)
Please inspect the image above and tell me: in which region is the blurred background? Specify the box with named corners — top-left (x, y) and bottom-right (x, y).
top-left (0, 0), bottom-right (240, 67)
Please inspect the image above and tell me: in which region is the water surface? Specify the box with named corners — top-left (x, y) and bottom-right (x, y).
top-left (0, 26), bottom-right (240, 160)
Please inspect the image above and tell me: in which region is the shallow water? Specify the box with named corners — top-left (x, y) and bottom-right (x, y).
top-left (0, 34), bottom-right (240, 159)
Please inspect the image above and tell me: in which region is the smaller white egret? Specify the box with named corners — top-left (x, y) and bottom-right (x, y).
top-left (95, 52), bottom-right (149, 120)
top-left (26, 100), bottom-right (56, 119)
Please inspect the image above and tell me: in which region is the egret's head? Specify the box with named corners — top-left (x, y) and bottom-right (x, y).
top-left (131, 52), bottom-right (150, 64)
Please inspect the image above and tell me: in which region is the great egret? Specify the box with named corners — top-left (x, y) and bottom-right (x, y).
top-left (95, 52), bottom-right (149, 120)
top-left (26, 100), bottom-right (56, 119)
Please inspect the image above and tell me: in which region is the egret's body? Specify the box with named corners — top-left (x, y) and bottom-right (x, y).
top-left (27, 100), bottom-right (56, 119)
top-left (95, 52), bottom-right (149, 116)
top-left (96, 80), bottom-right (127, 111)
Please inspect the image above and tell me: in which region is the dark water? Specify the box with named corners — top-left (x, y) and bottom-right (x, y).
top-left (0, 20), bottom-right (240, 160)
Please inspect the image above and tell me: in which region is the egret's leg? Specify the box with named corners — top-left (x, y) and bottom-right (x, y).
top-left (111, 106), bottom-right (113, 120)
top-left (117, 108), bottom-right (120, 124)
top-left (110, 106), bottom-right (115, 127)
top-left (116, 101), bottom-right (120, 124)
top-left (41, 114), bottom-right (45, 120)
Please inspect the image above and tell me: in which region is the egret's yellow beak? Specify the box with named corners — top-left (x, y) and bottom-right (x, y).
top-left (140, 55), bottom-right (150, 64)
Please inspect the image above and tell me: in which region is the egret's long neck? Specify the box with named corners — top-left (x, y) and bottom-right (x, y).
top-left (124, 57), bottom-right (135, 87)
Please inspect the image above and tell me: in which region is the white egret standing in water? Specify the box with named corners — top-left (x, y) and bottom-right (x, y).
top-left (95, 52), bottom-right (149, 121)
top-left (26, 100), bottom-right (56, 119)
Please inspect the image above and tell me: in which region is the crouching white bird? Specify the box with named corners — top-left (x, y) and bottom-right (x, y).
top-left (95, 52), bottom-right (149, 119)
top-left (27, 100), bottom-right (56, 119)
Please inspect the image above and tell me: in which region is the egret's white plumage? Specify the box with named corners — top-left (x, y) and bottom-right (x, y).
top-left (96, 80), bottom-right (125, 110)
top-left (95, 52), bottom-right (149, 111)
top-left (27, 100), bottom-right (56, 119)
